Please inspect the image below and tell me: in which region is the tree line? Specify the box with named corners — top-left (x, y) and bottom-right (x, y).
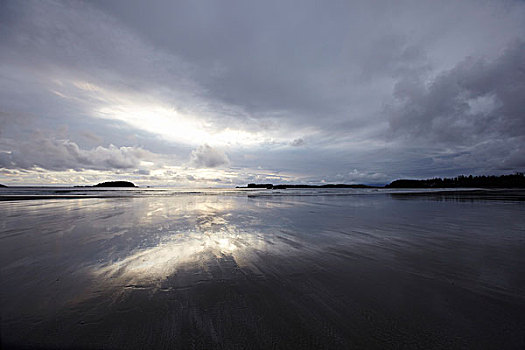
top-left (386, 173), bottom-right (525, 188)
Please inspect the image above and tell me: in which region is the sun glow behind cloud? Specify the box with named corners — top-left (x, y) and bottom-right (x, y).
top-left (65, 80), bottom-right (270, 147)
top-left (98, 104), bottom-right (265, 146)
top-left (65, 79), bottom-right (318, 151)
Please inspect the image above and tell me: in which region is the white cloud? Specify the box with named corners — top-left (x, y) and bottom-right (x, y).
top-left (0, 133), bottom-right (152, 171)
top-left (190, 144), bottom-right (230, 168)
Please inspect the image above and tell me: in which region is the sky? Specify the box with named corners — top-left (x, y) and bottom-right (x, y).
top-left (0, 0), bottom-right (524, 186)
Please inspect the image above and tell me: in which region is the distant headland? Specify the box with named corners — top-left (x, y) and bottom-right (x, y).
top-left (237, 183), bottom-right (375, 189)
top-left (0, 184), bottom-right (6, 188)
top-left (92, 181), bottom-right (137, 188)
top-left (385, 173), bottom-right (525, 188)
top-left (238, 173), bottom-right (525, 189)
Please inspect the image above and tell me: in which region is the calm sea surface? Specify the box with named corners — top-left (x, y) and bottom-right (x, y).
top-left (1, 188), bottom-right (524, 349)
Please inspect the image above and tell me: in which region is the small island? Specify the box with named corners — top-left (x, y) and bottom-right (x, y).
top-left (0, 184), bottom-right (7, 188)
top-left (93, 181), bottom-right (137, 188)
top-left (237, 183), bottom-right (375, 189)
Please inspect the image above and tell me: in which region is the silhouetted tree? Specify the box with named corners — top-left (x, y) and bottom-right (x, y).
top-left (386, 173), bottom-right (525, 188)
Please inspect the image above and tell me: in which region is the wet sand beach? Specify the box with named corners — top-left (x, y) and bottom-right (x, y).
top-left (1, 189), bottom-right (525, 349)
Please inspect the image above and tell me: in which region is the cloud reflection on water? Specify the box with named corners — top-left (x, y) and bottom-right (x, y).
top-left (92, 228), bottom-right (271, 285)
top-left (88, 197), bottom-right (295, 286)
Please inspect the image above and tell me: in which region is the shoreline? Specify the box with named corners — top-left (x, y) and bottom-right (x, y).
top-left (1, 187), bottom-right (525, 201)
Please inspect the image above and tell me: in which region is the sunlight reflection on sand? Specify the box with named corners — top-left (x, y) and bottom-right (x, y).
top-left (18, 195), bottom-right (306, 290)
top-left (91, 229), bottom-right (270, 284)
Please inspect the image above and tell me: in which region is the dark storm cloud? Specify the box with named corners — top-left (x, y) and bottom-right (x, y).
top-left (1, 0), bottom-right (525, 184)
top-left (388, 40), bottom-right (525, 170)
top-left (0, 0), bottom-right (194, 93)
top-left (93, 0), bottom-right (430, 129)
top-left (389, 40), bottom-right (525, 142)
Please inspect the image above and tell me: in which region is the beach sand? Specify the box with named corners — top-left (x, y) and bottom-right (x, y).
top-left (1, 189), bottom-right (524, 348)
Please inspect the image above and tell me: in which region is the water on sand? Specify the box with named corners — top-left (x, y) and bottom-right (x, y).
top-left (1, 188), bottom-right (525, 349)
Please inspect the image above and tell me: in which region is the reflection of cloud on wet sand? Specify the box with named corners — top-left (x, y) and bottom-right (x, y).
top-left (89, 212), bottom-right (297, 286)
top-left (83, 195), bottom-right (310, 289)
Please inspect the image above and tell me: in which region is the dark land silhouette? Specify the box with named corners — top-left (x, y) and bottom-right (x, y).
top-left (239, 173), bottom-right (525, 189)
top-left (238, 183), bottom-right (375, 189)
top-left (386, 173), bottom-right (525, 188)
top-left (2, 174), bottom-right (525, 190)
top-left (93, 181), bottom-right (137, 188)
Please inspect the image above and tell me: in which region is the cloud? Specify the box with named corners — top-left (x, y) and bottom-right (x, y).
top-left (1, 0), bottom-right (525, 184)
top-left (389, 40), bottom-right (525, 142)
top-left (386, 40), bottom-right (525, 172)
top-left (190, 144), bottom-right (230, 168)
top-left (0, 133), bottom-right (152, 171)
top-left (134, 169), bottom-right (150, 175)
top-left (290, 138), bottom-right (305, 147)
top-left (431, 137), bottom-right (525, 172)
